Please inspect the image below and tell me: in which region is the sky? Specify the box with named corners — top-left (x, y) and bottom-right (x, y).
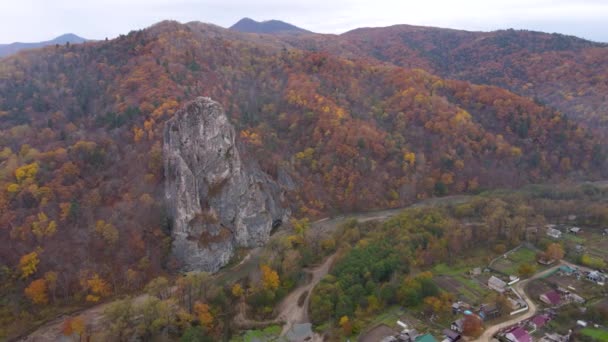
top-left (1, 0), bottom-right (608, 44)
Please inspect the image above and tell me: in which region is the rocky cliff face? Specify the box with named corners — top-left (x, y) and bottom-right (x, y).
top-left (164, 97), bottom-right (289, 272)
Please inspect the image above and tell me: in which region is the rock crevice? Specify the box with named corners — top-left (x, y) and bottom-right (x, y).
top-left (164, 97), bottom-right (289, 272)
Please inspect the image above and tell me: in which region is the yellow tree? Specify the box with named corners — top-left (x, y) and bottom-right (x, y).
top-left (19, 250), bottom-right (40, 279)
top-left (25, 278), bottom-right (48, 304)
top-left (339, 315), bottom-right (352, 336)
top-left (94, 220), bottom-right (119, 246)
top-left (62, 317), bottom-right (86, 338)
top-left (194, 301), bottom-right (214, 330)
top-left (85, 274), bottom-right (112, 302)
top-left (231, 283), bottom-right (244, 298)
top-left (32, 212), bottom-right (57, 239)
top-left (260, 265), bottom-right (280, 291)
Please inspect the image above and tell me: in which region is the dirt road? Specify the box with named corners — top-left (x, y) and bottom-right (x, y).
top-left (474, 260), bottom-right (589, 341)
top-left (278, 254), bottom-right (336, 336)
top-left (19, 293), bottom-right (154, 342)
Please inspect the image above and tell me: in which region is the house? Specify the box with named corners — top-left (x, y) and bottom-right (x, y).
top-left (505, 326), bottom-right (532, 342)
top-left (569, 227), bottom-right (582, 234)
top-left (566, 292), bottom-right (585, 304)
top-left (415, 334), bottom-right (438, 342)
top-left (397, 328), bottom-right (420, 342)
top-left (540, 290), bottom-right (562, 306)
top-left (478, 303), bottom-right (500, 320)
top-left (451, 301), bottom-right (471, 314)
top-left (442, 329), bottom-right (461, 342)
top-left (470, 267), bottom-right (481, 276)
top-left (488, 276), bottom-right (507, 293)
top-left (451, 318), bottom-right (464, 333)
top-left (558, 265), bottom-right (575, 275)
top-left (529, 314), bottom-right (551, 330)
top-left (546, 228), bottom-right (562, 239)
top-left (587, 271), bottom-right (605, 285)
top-left (508, 297), bottom-right (525, 309)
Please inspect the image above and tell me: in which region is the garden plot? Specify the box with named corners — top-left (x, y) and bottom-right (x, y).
top-left (433, 264), bottom-right (491, 305)
top-left (491, 247), bottom-right (537, 275)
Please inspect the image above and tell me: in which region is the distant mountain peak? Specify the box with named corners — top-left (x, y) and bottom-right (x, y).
top-left (0, 34), bottom-right (87, 58)
top-left (230, 17), bottom-right (312, 34)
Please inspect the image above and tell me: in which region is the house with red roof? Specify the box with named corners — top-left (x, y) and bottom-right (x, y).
top-left (505, 326), bottom-right (532, 342)
top-left (540, 290), bottom-right (561, 306)
top-left (529, 314), bottom-right (551, 330)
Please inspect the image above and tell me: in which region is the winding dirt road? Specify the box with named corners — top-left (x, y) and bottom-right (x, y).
top-left (474, 260), bottom-right (589, 341)
top-left (278, 254), bottom-right (336, 336)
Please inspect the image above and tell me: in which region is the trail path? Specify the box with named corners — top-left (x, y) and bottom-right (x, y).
top-left (277, 254), bottom-right (336, 336)
top-left (474, 260), bottom-right (592, 341)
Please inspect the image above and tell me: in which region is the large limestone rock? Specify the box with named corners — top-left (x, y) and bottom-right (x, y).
top-left (164, 97), bottom-right (289, 272)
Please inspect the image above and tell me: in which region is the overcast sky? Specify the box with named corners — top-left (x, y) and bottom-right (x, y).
top-left (1, 0), bottom-right (608, 44)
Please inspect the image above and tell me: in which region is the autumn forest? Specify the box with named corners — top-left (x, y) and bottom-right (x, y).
top-left (0, 19), bottom-right (607, 340)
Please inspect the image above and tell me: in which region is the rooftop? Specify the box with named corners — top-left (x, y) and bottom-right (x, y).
top-left (507, 326), bottom-right (532, 342)
top-left (489, 275), bottom-right (507, 288)
top-left (542, 290), bottom-right (561, 305)
top-left (415, 334), bottom-right (438, 342)
top-left (530, 314), bottom-right (550, 328)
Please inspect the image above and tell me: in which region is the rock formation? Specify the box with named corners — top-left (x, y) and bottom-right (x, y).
top-left (164, 97), bottom-right (289, 272)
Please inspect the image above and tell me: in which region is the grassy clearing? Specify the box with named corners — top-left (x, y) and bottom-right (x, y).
top-left (433, 263), bottom-right (469, 276)
top-left (432, 263), bottom-right (490, 305)
top-left (581, 328), bottom-right (608, 341)
top-left (233, 325), bottom-right (283, 342)
top-left (493, 247), bottom-right (537, 275)
top-left (508, 247), bottom-right (536, 264)
top-left (564, 234), bottom-right (586, 244)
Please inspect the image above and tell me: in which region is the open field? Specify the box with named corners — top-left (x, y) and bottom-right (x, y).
top-left (433, 264), bottom-right (491, 305)
top-left (491, 246), bottom-right (538, 275)
top-left (580, 328), bottom-right (608, 341)
top-left (234, 325), bottom-right (283, 342)
top-left (358, 324), bottom-right (396, 342)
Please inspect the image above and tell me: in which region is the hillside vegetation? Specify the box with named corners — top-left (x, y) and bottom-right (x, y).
top-left (0, 20), bottom-right (606, 339)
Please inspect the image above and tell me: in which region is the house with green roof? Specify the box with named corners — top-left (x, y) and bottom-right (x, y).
top-left (415, 333), bottom-right (438, 342)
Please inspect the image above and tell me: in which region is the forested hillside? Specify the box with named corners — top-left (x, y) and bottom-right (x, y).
top-left (281, 26), bottom-right (608, 127)
top-left (0, 20), bottom-right (606, 338)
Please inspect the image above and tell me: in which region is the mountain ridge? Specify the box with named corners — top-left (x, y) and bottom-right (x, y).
top-left (0, 33), bottom-right (87, 57)
top-left (0, 18), bottom-right (606, 340)
top-left (230, 17), bottom-right (312, 34)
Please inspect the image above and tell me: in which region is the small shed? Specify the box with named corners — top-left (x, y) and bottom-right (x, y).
top-left (478, 303), bottom-right (500, 320)
top-left (569, 227), bottom-right (582, 234)
top-left (546, 228), bottom-right (562, 239)
top-left (442, 329), bottom-right (461, 342)
top-left (451, 318), bottom-right (464, 333)
top-left (488, 275), bottom-right (507, 293)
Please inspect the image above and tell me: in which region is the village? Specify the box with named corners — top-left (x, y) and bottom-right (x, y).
top-left (358, 222), bottom-right (608, 342)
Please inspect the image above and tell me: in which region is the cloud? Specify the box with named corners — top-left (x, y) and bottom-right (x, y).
top-left (1, 0), bottom-right (607, 43)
